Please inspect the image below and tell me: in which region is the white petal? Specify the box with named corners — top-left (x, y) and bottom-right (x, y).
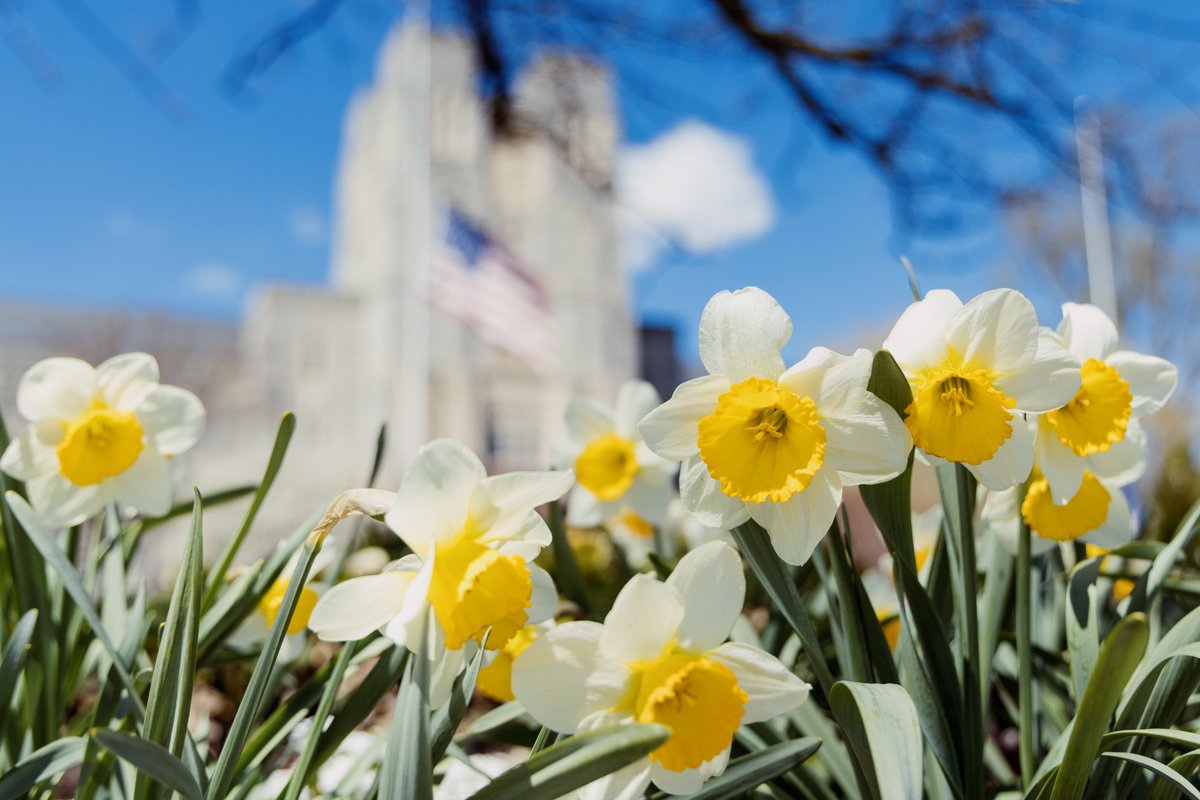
top-left (708, 641), bottom-right (811, 723)
top-left (428, 644), bottom-right (466, 709)
top-left (106, 447), bottom-right (173, 517)
top-left (882, 289), bottom-right (962, 374)
top-left (638, 376), bottom-right (728, 461)
top-left (821, 392), bottom-right (911, 486)
top-left (1087, 420), bottom-right (1147, 486)
top-left (385, 439), bottom-right (484, 553)
top-left (680, 455), bottom-right (750, 530)
top-left (137, 385), bottom-right (206, 455)
top-left (566, 397), bottom-right (615, 444)
top-left (649, 748), bottom-right (730, 795)
top-left (309, 572), bottom-right (413, 641)
top-left (620, 469), bottom-right (675, 525)
top-left (511, 621), bottom-right (632, 733)
top-left (1058, 303), bottom-right (1119, 361)
top-left (566, 483), bottom-right (608, 528)
top-left (746, 468), bottom-right (842, 566)
top-left (1035, 420), bottom-right (1085, 503)
top-left (778, 347), bottom-right (872, 414)
top-left (1083, 487), bottom-right (1134, 549)
top-left (667, 542), bottom-right (744, 652)
top-left (614, 380), bottom-right (662, 439)
top-left (576, 711), bottom-right (652, 800)
top-left (527, 564), bottom-right (559, 624)
top-left (979, 487), bottom-right (1051, 556)
top-left (993, 328), bottom-right (1081, 413)
top-left (492, 509), bottom-right (554, 561)
top-left (600, 575), bottom-right (683, 663)
top-left (1107, 351), bottom-right (1178, 417)
top-left (0, 425), bottom-right (57, 482)
top-left (96, 352), bottom-right (160, 412)
top-left (227, 614), bottom-right (270, 649)
top-left (17, 357), bottom-right (96, 422)
top-left (966, 417), bottom-right (1034, 491)
top-left (946, 289), bottom-right (1038, 374)
top-left (24, 473), bottom-right (103, 528)
top-left (483, 469), bottom-right (574, 517)
top-left (699, 287), bottom-right (791, 382)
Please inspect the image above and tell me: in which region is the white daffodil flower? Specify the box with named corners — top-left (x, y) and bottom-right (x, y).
top-left (1, 353), bottom-right (205, 527)
top-left (474, 620), bottom-right (554, 703)
top-left (1033, 303), bottom-right (1177, 503)
top-left (564, 379), bottom-right (677, 530)
top-left (638, 287), bottom-right (912, 565)
top-left (227, 541), bottom-right (337, 663)
top-left (511, 541), bottom-right (809, 799)
top-left (608, 496), bottom-right (734, 570)
top-left (882, 289), bottom-right (1081, 490)
top-left (308, 439), bottom-right (572, 706)
top-left (980, 417), bottom-right (1145, 556)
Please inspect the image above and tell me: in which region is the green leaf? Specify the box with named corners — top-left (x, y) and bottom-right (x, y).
top-left (651, 737), bottom-right (822, 800)
top-left (139, 489), bottom-right (204, 800)
top-left (93, 730), bottom-right (204, 800)
top-left (6, 492), bottom-right (146, 719)
top-left (1049, 612), bottom-right (1149, 800)
top-left (467, 723), bottom-right (670, 800)
top-left (1149, 750), bottom-right (1200, 800)
top-left (457, 700), bottom-right (532, 743)
top-left (310, 642), bottom-right (409, 772)
top-left (830, 681), bottom-right (924, 800)
top-left (281, 640), bottom-right (358, 800)
top-left (206, 531), bottom-right (324, 800)
top-left (1128, 496), bottom-right (1200, 614)
top-left (203, 412), bottom-right (296, 610)
top-left (1098, 752), bottom-right (1200, 799)
top-left (1065, 557), bottom-right (1102, 703)
top-left (0, 737), bottom-right (86, 800)
top-left (381, 626), bottom-right (432, 800)
top-left (0, 609), bottom-right (37, 731)
top-left (431, 636), bottom-right (489, 762)
top-left (730, 520), bottom-right (835, 697)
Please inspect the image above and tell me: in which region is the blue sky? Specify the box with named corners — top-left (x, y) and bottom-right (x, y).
top-left (1, 1), bottom-right (1197, 367)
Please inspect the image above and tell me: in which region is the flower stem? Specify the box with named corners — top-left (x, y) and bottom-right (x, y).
top-left (1016, 485), bottom-right (1035, 788)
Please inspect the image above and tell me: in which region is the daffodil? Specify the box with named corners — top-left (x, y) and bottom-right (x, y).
top-left (0, 353), bottom-right (205, 527)
top-left (308, 439), bottom-right (572, 705)
top-left (475, 621), bottom-right (552, 702)
top-left (609, 496), bottom-right (734, 570)
top-left (564, 379), bottom-right (677, 530)
top-left (980, 418), bottom-right (1144, 555)
top-left (883, 289), bottom-right (1081, 489)
top-left (1033, 303), bottom-right (1177, 503)
top-left (639, 287), bottom-right (912, 565)
top-left (511, 541), bottom-right (809, 798)
top-left (228, 542), bottom-right (337, 662)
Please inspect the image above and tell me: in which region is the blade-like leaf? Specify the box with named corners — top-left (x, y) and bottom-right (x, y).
top-left (1065, 557), bottom-right (1102, 703)
top-left (0, 609), bottom-right (37, 731)
top-left (1149, 750), bottom-right (1200, 800)
top-left (139, 489), bottom-right (204, 800)
top-left (203, 412), bottom-right (296, 610)
top-left (0, 737), bottom-right (87, 800)
top-left (467, 723), bottom-right (670, 800)
top-left (830, 681), bottom-right (924, 800)
top-left (431, 633), bottom-right (489, 761)
top-left (281, 640), bottom-right (358, 800)
top-left (1098, 752), bottom-right (1200, 800)
top-left (1050, 612), bottom-right (1149, 800)
top-left (381, 621), bottom-right (432, 800)
top-left (6, 492), bottom-right (146, 719)
top-left (731, 520), bottom-right (835, 697)
top-left (94, 730), bottom-right (204, 800)
top-left (651, 737), bottom-right (822, 800)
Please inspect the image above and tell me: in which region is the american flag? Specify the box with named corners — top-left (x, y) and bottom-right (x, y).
top-left (431, 208), bottom-right (557, 373)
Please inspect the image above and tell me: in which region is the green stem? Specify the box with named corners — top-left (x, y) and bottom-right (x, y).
top-left (953, 465), bottom-right (984, 799)
top-left (1016, 485), bottom-right (1035, 789)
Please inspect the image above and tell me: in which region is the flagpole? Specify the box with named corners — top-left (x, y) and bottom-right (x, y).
top-left (1075, 99), bottom-right (1118, 325)
top-left (401, 0), bottom-right (432, 467)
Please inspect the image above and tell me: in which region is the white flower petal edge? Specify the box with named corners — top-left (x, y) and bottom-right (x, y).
top-left (978, 488), bottom-right (1053, 557)
top-left (1082, 488), bottom-right (1134, 550)
top-left (384, 439), bottom-right (486, 553)
top-left (965, 418), bottom-right (1034, 491)
top-left (16, 357), bottom-right (95, 421)
top-left (650, 747), bottom-right (731, 796)
top-left (680, 455), bottom-right (750, 530)
top-left (1058, 302), bottom-right (1119, 362)
top-left (1106, 351), bottom-right (1178, 417)
top-left (707, 641), bottom-right (811, 723)
top-left (309, 571), bottom-right (415, 641)
top-left (638, 376), bottom-right (729, 461)
top-left (510, 622), bottom-right (631, 733)
top-left (565, 397), bottom-right (616, 445)
top-left (945, 288), bottom-right (1039, 376)
top-left (614, 380), bottom-right (663, 439)
top-left (747, 467), bottom-right (843, 566)
top-left (599, 575), bottom-right (684, 663)
top-left (667, 542), bottom-right (745, 652)
top-left (96, 352), bottom-right (160, 411)
top-left (1088, 420), bottom-right (1148, 485)
top-left (882, 289), bottom-right (963, 374)
top-left (992, 328), bottom-right (1081, 413)
top-left (1034, 419), bottom-right (1086, 504)
top-left (698, 287), bottom-right (791, 383)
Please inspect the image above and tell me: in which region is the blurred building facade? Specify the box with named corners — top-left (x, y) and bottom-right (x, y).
top-left (1, 23), bottom-right (644, 549)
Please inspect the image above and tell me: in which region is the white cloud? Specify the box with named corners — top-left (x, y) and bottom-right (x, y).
top-left (289, 205), bottom-right (327, 247)
top-left (185, 262), bottom-right (242, 301)
top-left (616, 120), bottom-right (776, 272)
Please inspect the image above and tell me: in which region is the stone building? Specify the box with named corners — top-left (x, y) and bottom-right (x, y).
top-left (1, 22), bottom-right (641, 552)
